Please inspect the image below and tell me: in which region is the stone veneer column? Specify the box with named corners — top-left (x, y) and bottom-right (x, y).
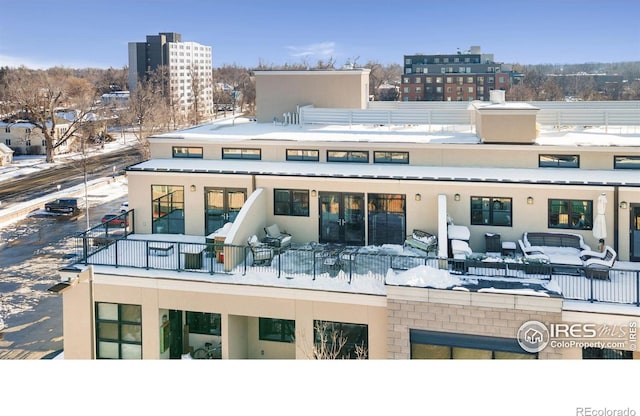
top-left (386, 286), bottom-right (564, 359)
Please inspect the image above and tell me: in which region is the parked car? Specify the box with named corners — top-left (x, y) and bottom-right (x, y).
top-left (119, 202), bottom-right (129, 213)
top-left (44, 198), bottom-right (79, 214)
top-left (101, 214), bottom-right (129, 228)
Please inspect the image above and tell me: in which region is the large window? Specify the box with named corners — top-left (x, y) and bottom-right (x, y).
top-left (548, 199), bottom-right (593, 230)
top-left (151, 185), bottom-right (184, 234)
top-left (410, 329), bottom-right (536, 359)
top-left (96, 303), bottom-right (142, 359)
top-left (313, 320), bottom-right (368, 359)
top-left (582, 347), bottom-right (633, 359)
top-left (172, 146), bottom-right (203, 158)
top-left (614, 156), bottom-right (640, 169)
top-left (327, 150), bottom-right (369, 163)
top-left (286, 149), bottom-right (319, 161)
top-left (374, 151), bottom-right (409, 164)
top-left (222, 148), bottom-right (261, 160)
top-left (259, 318), bottom-right (295, 343)
top-left (368, 193), bottom-right (406, 245)
top-left (539, 154), bottom-right (579, 168)
top-left (186, 311), bottom-right (221, 335)
top-left (274, 189), bottom-right (309, 216)
top-left (471, 197), bottom-right (512, 226)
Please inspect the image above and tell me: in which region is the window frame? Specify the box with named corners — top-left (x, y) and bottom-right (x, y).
top-left (186, 311), bottom-right (221, 335)
top-left (538, 154), bottom-right (580, 168)
top-left (151, 185), bottom-right (185, 234)
top-left (286, 149), bottom-right (319, 161)
top-left (259, 317), bottom-right (295, 343)
top-left (326, 150), bottom-right (369, 163)
top-left (614, 155), bottom-right (640, 169)
top-left (582, 347), bottom-right (633, 359)
top-left (548, 198), bottom-right (593, 230)
top-left (222, 148), bottom-right (261, 160)
top-left (274, 188), bottom-right (310, 216)
top-left (373, 151), bottom-right (409, 164)
top-left (470, 196), bottom-right (513, 227)
top-left (172, 146), bottom-right (203, 158)
top-left (95, 302), bottom-right (142, 359)
top-left (313, 320), bottom-right (368, 359)
top-left (410, 329), bottom-right (537, 359)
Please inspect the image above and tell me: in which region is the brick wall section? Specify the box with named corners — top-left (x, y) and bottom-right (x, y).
top-left (386, 286), bottom-right (565, 359)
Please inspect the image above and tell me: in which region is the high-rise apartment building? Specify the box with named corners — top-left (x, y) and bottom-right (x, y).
top-left (401, 45), bottom-right (522, 101)
top-left (128, 32), bottom-right (213, 118)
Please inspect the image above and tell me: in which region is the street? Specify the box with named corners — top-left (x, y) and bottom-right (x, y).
top-left (0, 179), bottom-right (128, 359)
top-left (0, 145), bottom-right (143, 209)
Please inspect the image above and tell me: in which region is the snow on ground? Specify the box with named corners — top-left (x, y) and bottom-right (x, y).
top-left (0, 178), bottom-right (129, 322)
top-left (0, 133), bottom-right (136, 183)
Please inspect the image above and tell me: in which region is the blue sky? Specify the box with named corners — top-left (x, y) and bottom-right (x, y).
top-left (1, 0), bottom-right (639, 69)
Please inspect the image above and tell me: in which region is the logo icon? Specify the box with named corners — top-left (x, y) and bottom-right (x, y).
top-left (517, 320), bottom-right (549, 353)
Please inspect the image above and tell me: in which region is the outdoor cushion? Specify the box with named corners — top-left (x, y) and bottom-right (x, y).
top-left (451, 239), bottom-right (472, 257)
top-left (264, 224), bottom-right (292, 248)
top-left (265, 224), bottom-right (283, 238)
top-left (448, 225), bottom-right (470, 241)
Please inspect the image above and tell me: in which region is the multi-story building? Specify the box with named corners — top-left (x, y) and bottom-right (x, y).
top-left (55, 70), bottom-right (640, 360)
top-left (0, 119), bottom-right (71, 156)
top-left (128, 32), bottom-right (213, 119)
top-left (401, 45), bottom-right (521, 102)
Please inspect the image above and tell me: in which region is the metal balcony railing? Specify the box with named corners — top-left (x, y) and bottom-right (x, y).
top-left (69, 232), bottom-right (640, 307)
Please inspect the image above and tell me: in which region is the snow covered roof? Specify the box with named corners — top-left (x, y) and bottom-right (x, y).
top-left (128, 157), bottom-right (640, 187)
top-left (151, 117), bottom-right (640, 147)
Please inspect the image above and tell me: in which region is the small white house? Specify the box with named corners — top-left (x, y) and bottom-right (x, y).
top-left (0, 120), bottom-right (71, 156)
top-left (0, 142), bottom-right (14, 166)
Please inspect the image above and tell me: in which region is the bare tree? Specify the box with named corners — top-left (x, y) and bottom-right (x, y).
top-left (297, 320), bottom-right (368, 359)
top-left (213, 65), bottom-right (256, 116)
top-left (363, 61), bottom-right (402, 101)
top-left (313, 321), bottom-right (349, 359)
top-left (315, 57), bottom-right (336, 70)
top-left (539, 77), bottom-right (564, 101)
top-left (2, 67), bottom-right (97, 163)
top-left (121, 68), bottom-right (169, 159)
top-left (188, 63), bottom-right (205, 125)
top-left (506, 82), bottom-right (537, 101)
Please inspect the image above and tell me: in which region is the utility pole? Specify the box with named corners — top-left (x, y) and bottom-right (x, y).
top-left (82, 134), bottom-right (90, 231)
top-left (231, 89), bottom-right (236, 126)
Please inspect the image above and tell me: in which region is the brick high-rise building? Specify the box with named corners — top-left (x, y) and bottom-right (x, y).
top-left (401, 45), bottom-right (521, 101)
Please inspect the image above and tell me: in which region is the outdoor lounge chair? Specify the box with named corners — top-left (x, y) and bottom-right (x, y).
top-left (583, 245), bottom-right (616, 279)
top-left (263, 223), bottom-right (292, 249)
top-left (517, 239), bottom-right (550, 262)
top-left (580, 246), bottom-right (613, 262)
top-left (248, 235), bottom-right (274, 266)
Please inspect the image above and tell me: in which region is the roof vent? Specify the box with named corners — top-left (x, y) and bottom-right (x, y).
top-left (490, 90), bottom-right (505, 104)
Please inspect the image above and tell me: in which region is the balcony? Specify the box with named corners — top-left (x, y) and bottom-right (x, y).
top-left (69, 228), bottom-right (640, 306)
